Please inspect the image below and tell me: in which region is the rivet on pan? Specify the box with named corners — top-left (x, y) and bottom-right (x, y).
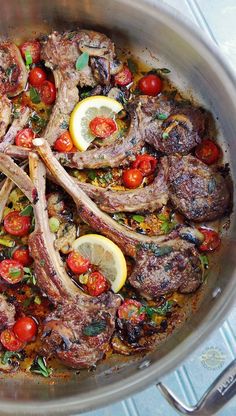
top-left (212, 287), bottom-right (221, 298)
top-left (138, 360), bottom-right (151, 370)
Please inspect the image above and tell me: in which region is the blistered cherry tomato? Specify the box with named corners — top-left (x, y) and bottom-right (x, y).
top-left (15, 128), bottom-right (35, 148)
top-left (20, 40), bottom-right (41, 64)
top-left (54, 131), bottom-right (73, 152)
top-left (0, 329), bottom-right (24, 351)
top-left (12, 247), bottom-right (33, 267)
top-left (118, 299), bottom-right (146, 324)
top-left (13, 317), bottom-right (38, 342)
top-left (28, 67), bottom-right (47, 87)
top-left (195, 139), bottom-right (220, 165)
top-left (138, 74), bottom-right (162, 96)
top-left (67, 251), bottom-right (90, 275)
top-left (0, 259), bottom-right (24, 284)
top-left (114, 66), bottom-right (133, 86)
top-left (89, 116), bottom-right (117, 138)
top-left (86, 271), bottom-right (108, 296)
top-left (198, 228), bottom-right (221, 252)
top-left (132, 154), bottom-right (158, 176)
top-left (40, 80), bottom-right (56, 105)
top-left (4, 211), bottom-right (31, 237)
top-left (122, 168), bottom-right (143, 189)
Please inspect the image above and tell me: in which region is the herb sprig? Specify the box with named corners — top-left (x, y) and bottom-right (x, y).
top-left (30, 356), bottom-right (52, 378)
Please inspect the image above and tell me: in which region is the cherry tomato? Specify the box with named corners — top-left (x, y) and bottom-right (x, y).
top-left (114, 66), bottom-right (133, 86)
top-left (0, 259), bottom-right (24, 284)
top-left (122, 168), bottom-right (143, 189)
top-left (198, 228), bottom-right (221, 252)
top-left (138, 74), bottom-right (162, 96)
top-left (118, 299), bottom-right (146, 324)
top-left (4, 211), bottom-right (31, 237)
top-left (28, 67), bottom-right (47, 87)
top-left (0, 329), bottom-right (24, 351)
top-left (40, 80), bottom-right (56, 105)
top-left (67, 251), bottom-right (90, 275)
top-left (13, 317), bottom-right (38, 342)
top-left (86, 271), bottom-right (108, 296)
top-left (132, 154), bottom-right (158, 176)
top-left (12, 247), bottom-right (33, 267)
top-left (54, 131), bottom-right (73, 152)
top-left (15, 128), bottom-right (35, 148)
top-left (20, 40), bottom-right (41, 64)
top-left (89, 117), bottom-right (117, 138)
top-left (195, 139), bottom-right (220, 165)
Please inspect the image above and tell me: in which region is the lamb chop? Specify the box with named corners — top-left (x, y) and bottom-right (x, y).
top-left (0, 95), bottom-right (11, 139)
top-left (40, 30), bottom-right (119, 145)
top-left (0, 106), bottom-right (30, 152)
top-left (55, 95), bottom-right (210, 170)
top-left (0, 42), bottom-right (28, 97)
top-left (0, 294), bottom-right (15, 331)
top-left (34, 138), bottom-right (203, 300)
top-left (168, 154), bottom-right (231, 221)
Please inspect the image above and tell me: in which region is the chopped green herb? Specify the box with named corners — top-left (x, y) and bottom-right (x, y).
top-left (127, 58), bottom-right (138, 74)
top-left (29, 87), bottom-right (41, 104)
top-left (87, 170), bottom-right (97, 181)
top-left (49, 217), bottom-right (60, 233)
top-left (162, 132), bottom-right (169, 140)
top-left (34, 295), bottom-right (41, 305)
top-left (113, 212), bottom-right (126, 225)
top-left (132, 215), bottom-right (145, 223)
top-left (59, 120), bottom-right (69, 130)
top-left (199, 254), bottom-right (209, 269)
top-left (158, 213), bottom-right (176, 234)
top-left (159, 67), bottom-right (171, 74)
top-left (6, 64), bottom-right (17, 80)
top-left (99, 172), bottom-right (113, 184)
top-left (23, 267), bottom-right (37, 285)
top-left (25, 49), bottom-right (33, 67)
top-left (9, 267), bottom-right (21, 279)
top-left (140, 300), bottom-right (174, 319)
top-left (156, 113), bottom-right (168, 120)
top-left (80, 90), bottom-right (91, 100)
top-left (76, 52), bottom-right (89, 71)
top-left (20, 205), bottom-right (33, 217)
top-left (83, 320), bottom-right (107, 337)
top-left (148, 68), bottom-right (171, 75)
top-left (23, 297), bottom-right (33, 308)
top-left (30, 356), bottom-right (52, 378)
top-left (0, 238), bottom-right (15, 248)
top-left (1, 351), bottom-right (24, 365)
top-left (29, 112), bottom-right (47, 134)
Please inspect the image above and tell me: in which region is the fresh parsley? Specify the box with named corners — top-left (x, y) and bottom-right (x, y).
top-left (132, 214), bottom-right (145, 223)
top-left (76, 52), bottom-right (89, 71)
top-left (139, 300), bottom-right (174, 319)
top-left (23, 267), bottom-right (37, 285)
top-left (83, 320), bottom-right (107, 336)
top-left (162, 132), bottom-right (169, 140)
top-left (29, 87), bottom-right (41, 104)
top-left (1, 351), bottom-right (24, 365)
top-left (20, 205), bottom-right (33, 217)
top-left (158, 213), bottom-right (176, 234)
top-left (87, 170), bottom-right (97, 181)
top-left (127, 58), bottom-right (138, 74)
top-left (30, 356), bottom-right (52, 378)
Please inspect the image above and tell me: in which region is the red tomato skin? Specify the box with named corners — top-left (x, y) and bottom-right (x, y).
top-left (118, 299), bottom-right (146, 324)
top-left (13, 317), bottom-right (38, 342)
top-left (28, 67), bottom-right (47, 87)
top-left (67, 252), bottom-right (90, 275)
top-left (122, 168), bottom-right (143, 189)
top-left (89, 117), bottom-right (117, 138)
top-left (138, 74), bottom-right (162, 96)
top-left (4, 211), bottom-right (31, 237)
top-left (40, 80), bottom-right (56, 105)
top-left (12, 247), bottom-right (33, 267)
top-left (54, 131), bottom-right (73, 152)
top-left (20, 41), bottom-right (41, 64)
top-left (15, 128), bottom-right (35, 148)
top-left (198, 228), bottom-right (221, 252)
top-left (132, 154), bottom-right (158, 176)
top-left (0, 329), bottom-right (24, 351)
top-left (0, 259), bottom-right (24, 284)
top-left (114, 66), bottom-right (133, 86)
top-left (86, 272), bottom-right (108, 296)
top-left (195, 139), bottom-right (220, 165)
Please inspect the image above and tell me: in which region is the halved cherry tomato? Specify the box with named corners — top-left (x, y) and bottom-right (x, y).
top-left (195, 139), bottom-right (220, 165)
top-left (86, 271), bottom-right (108, 296)
top-left (12, 247), bottom-right (33, 267)
top-left (28, 67), bottom-right (47, 87)
top-left (118, 299), bottom-right (146, 324)
top-left (15, 128), bottom-right (35, 148)
top-left (122, 168), bottom-right (143, 189)
top-left (67, 251), bottom-right (90, 275)
top-left (13, 317), bottom-right (38, 342)
top-left (89, 117), bottom-right (117, 138)
top-left (54, 131), bottom-right (73, 152)
top-left (138, 74), bottom-right (162, 96)
top-left (4, 211), bottom-right (31, 237)
top-left (40, 80), bottom-right (56, 105)
top-left (0, 329), bottom-right (24, 351)
top-left (132, 154), bottom-right (158, 176)
top-left (0, 259), bottom-right (24, 284)
top-left (198, 228), bottom-right (221, 252)
top-left (20, 40), bottom-right (41, 64)
top-left (114, 66), bottom-right (133, 86)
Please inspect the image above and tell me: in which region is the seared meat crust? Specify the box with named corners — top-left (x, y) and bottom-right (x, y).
top-left (0, 294), bottom-right (15, 331)
top-left (0, 42), bottom-right (27, 97)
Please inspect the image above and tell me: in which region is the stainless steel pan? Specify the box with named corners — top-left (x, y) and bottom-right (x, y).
top-left (0, 1), bottom-right (235, 414)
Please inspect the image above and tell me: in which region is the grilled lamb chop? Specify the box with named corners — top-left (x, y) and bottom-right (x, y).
top-left (0, 42), bottom-right (27, 97)
top-left (0, 294), bottom-right (15, 331)
top-left (0, 95), bottom-right (11, 139)
top-left (56, 95), bottom-right (210, 169)
top-left (41, 30), bottom-right (117, 145)
top-left (0, 178), bottom-right (14, 222)
top-left (0, 106), bottom-right (30, 152)
top-left (34, 139), bottom-right (203, 299)
top-left (168, 154), bottom-right (230, 221)
top-left (76, 157), bottom-right (169, 213)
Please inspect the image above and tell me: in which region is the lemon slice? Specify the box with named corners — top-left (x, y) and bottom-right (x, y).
top-left (69, 96), bottom-right (123, 151)
top-left (72, 234), bottom-right (127, 293)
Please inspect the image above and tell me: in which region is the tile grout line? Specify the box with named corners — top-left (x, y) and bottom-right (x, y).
top-left (175, 367), bottom-right (198, 405)
top-left (185, 0), bottom-right (219, 45)
top-left (123, 397), bottom-right (140, 416)
top-left (220, 322), bottom-right (236, 358)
